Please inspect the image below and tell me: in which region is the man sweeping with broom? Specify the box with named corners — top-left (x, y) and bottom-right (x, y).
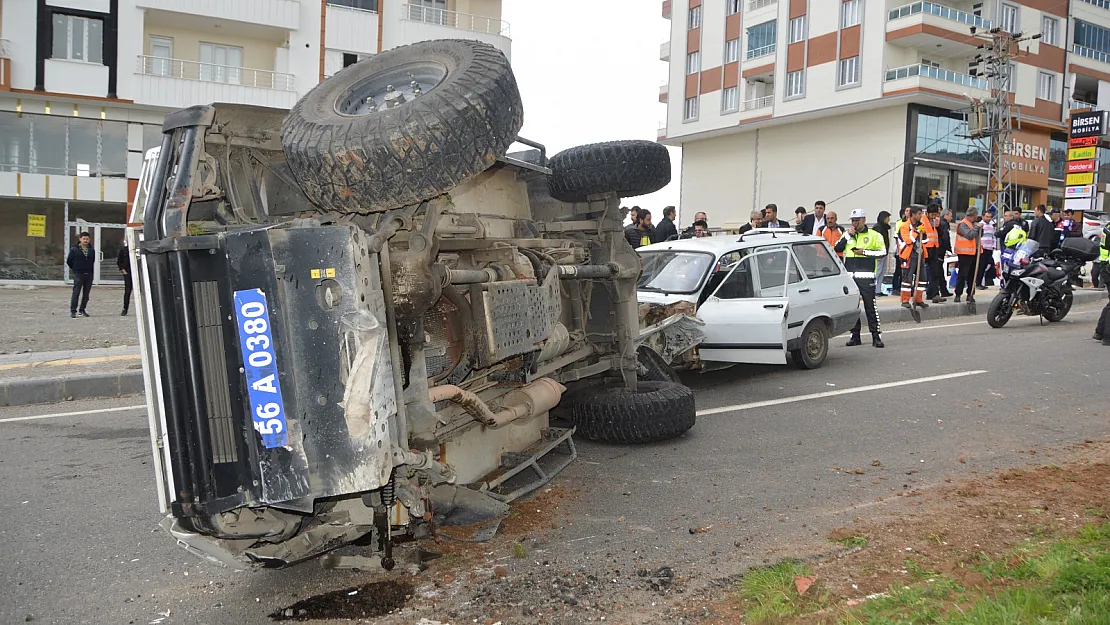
top-left (953, 207), bottom-right (984, 305)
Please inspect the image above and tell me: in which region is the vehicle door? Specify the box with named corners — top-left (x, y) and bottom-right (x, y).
top-left (697, 248), bottom-right (789, 365)
top-left (752, 244), bottom-right (811, 341)
top-left (792, 240), bottom-right (858, 318)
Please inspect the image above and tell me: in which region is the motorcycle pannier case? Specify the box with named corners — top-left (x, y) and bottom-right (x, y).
top-left (1058, 237), bottom-right (1101, 262)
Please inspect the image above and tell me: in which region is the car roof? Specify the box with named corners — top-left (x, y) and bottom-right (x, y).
top-left (637, 230), bottom-right (825, 255)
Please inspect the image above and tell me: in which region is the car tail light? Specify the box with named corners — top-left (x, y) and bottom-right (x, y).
top-left (1086, 220), bottom-right (1100, 227)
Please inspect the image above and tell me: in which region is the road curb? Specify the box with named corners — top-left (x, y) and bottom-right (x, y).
top-left (875, 288), bottom-right (1106, 325)
top-left (0, 371), bottom-right (144, 407)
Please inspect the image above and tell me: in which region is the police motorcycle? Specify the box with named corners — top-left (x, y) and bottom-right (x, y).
top-left (987, 238), bottom-right (1101, 328)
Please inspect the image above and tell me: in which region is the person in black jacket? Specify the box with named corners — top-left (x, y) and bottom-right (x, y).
top-left (762, 203), bottom-right (791, 229)
top-left (117, 244), bottom-right (133, 316)
top-left (1027, 205), bottom-right (1059, 251)
top-left (66, 232), bottom-right (95, 318)
top-left (872, 210), bottom-right (892, 296)
top-left (624, 207), bottom-right (654, 248)
top-left (800, 200), bottom-right (827, 236)
top-left (654, 206), bottom-right (678, 243)
top-left (938, 209), bottom-right (954, 297)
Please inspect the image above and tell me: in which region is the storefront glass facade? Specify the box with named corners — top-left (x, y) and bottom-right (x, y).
top-left (0, 111), bottom-right (128, 177)
top-left (0, 199), bottom-right (67, 280)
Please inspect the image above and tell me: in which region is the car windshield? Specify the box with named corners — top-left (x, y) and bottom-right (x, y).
top-left (638, 251), bottom-right (714, 294)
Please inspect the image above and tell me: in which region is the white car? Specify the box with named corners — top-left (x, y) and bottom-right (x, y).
top-left (637, 230), bottom-right (861, 370)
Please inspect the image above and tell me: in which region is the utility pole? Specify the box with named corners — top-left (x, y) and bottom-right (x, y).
top-left (966, 25), bottom-right (1041, 216)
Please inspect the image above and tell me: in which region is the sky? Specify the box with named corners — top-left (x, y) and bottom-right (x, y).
top-left (501, 0), bottom-right (682, 217)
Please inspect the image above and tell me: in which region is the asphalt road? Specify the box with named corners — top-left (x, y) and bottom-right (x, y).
top-left (1, 302), bottom-right (1108, 624)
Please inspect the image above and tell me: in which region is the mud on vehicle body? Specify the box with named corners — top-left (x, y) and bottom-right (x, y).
top-left (127, 40), bottom-right (699, 570)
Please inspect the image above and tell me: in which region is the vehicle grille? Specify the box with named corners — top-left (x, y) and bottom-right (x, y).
top-left (192, 280), bottom-right (238, 464)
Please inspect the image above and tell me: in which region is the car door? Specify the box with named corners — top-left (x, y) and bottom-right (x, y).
top-left (753, 244), bottom-right (812, 341)
top-left (697, 248), bottom-right (789, 365)
top-left (792, 240), bottom-right (858, 318)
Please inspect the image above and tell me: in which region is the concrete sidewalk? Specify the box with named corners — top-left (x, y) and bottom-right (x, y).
top-left (874, 287), bottom-right (1106, 324)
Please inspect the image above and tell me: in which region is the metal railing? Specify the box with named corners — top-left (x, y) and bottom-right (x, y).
top-left (136, 55), bottom-right (296, 90)
top-left (1079, 0), bottom-right (1110, 10)
top-left (748, 0), bottom-right (776, 10)
top-left (743, 94), bottom-right (774, 110)
top-left (1071, 100), bottom-right (1097, 110)
top-left (401, 4), bottom-right (510, 37)
top-left (885, 63), bottom-right (987, 89)
top-left (887, 1), bottom-right (992, 29)
top-left (746, 43), bottom-right (776, 60)
top-left (1074, 44), bottom-right (1110, 65)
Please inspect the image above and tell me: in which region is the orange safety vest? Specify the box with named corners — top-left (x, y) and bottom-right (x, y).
top-left (898, 220), bottom-right (923, 261)
top-left (953, 218), bottom-right (979, 256)
top-left (820, 225), bottom-right (845, 257)
top-left (923, 218), bottom-right (939, 249)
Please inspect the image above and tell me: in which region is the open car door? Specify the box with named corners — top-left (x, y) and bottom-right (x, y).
top-left (696, 248), bottom-right (789, 365)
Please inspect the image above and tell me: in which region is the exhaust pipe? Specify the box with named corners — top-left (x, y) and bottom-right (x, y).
top-left (428, 378), bottom-right (565, 428)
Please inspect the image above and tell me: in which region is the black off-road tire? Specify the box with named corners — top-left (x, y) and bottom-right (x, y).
top-left (280, 40), bottom-right (523, 214)
top-left (637, 345), bottom-right (681, 383)
top-left (547, 140), bottom-right (671, 202)
top-left (568, 381), bottom-right (695, 444)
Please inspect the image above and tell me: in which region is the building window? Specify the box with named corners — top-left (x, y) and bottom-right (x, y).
top-left (0, 111), bottom-right (128, 177)
top-left (1041, 16), bottom-right (1058, 47)
top-left (1038, 71), bottom-right (1056, 101)
top-left (1000, 3), bottom-right (1018, 34)
top-left (327, 0), bottom-right (379, 10)
top-left (725, 38), bottom-right (740, 63)
top-left (722, 86), bottom-right (740, 112)
top-left (1074, 20), bottom-right (1110, 58)
top-left (726, 0), bottom-right (741, 15)
top-left (921, 57), bottom-right (941, 69)
top-left (788, 17), bottom-right (807, 44)
top-left (51, 15), bottom-right (103, 64)
top-left (786, 70), bottom-right (805, 98)
top-left (840, 0), bottom-right (861, 29)
top-left (147, 36), bottom-right (174, 76)
top-left (688, 6), bottom-right (701, 29)
top-left (686, 51), bottom-right (701, 75)
top-left (199, 43), bottom-right (244, 84)
top-left (746, 21), bottom-right (777, 59)
top-left (343, 53), bottom-right (359, 68)
top-left (684, 96), bottom-right (699, 121)
top-left (838, 56), bottom-right (860, 87)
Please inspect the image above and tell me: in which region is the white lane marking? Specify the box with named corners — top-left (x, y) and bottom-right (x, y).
top-left (696, 370), bottom-right (988, 417)
top-left (883, 309), bottom-right (1100, 334)
top-left (0, 405), bottom-right (146, 424)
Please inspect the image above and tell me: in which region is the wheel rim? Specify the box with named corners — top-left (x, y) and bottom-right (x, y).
top-left (335, 61), bottom-right (448, 116)
top-left (805, 330), bottom-right (825, 361)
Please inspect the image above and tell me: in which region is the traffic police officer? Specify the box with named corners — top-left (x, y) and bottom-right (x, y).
top-left (1095, 223), bottom-right (1110, 346)
top-left (835, 209), bottom-right (887, 348)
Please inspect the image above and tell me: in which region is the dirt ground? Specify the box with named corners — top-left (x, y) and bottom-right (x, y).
top-left (0, 285), bottom-right (137, 354)
top-left (693, 438), bottom-right (1110, 624)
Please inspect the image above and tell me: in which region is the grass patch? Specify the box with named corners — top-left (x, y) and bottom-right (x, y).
top-left (739, 560), bottom-right (829, 622)
top-left (836, 536), bottom-right (869, 549)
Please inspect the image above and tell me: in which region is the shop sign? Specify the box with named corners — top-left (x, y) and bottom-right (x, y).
top-left (1001, 137), bottom-right (1048, 177)
top-left (1066, 172), bottom-right (1095, 186)
top-left (1070, 110), bottom-right (1109, 138)
top-left (1069, 135), bottom-right (1100, 148)
top-left (1065, 197), bottom-right (1094, 211)
top-left (26, 214), bottom-right (46, 238)
top-left (1065, 185), bottom-right (1095, 199)
top-left (1068, 146), bottom-right (1097, 161)
top-left (1067, 159), bottom-right (1096, 174)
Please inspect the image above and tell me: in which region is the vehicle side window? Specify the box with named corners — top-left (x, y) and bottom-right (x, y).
top-left (713, 255), bottom-right (758, 299)
top-left (754, 249), bottom-right (792, 295)
top-left (793, 241), bottom-right (841, 278)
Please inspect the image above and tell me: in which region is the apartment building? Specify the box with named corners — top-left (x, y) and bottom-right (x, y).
top-left (0, 0), bottom-right (509, 284)
top-left (659, 0), bottom-right (1110, 228)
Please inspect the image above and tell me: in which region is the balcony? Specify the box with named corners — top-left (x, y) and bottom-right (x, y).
top-left (44, 59), bottom-right (109, 98)
top-left (398, 4), bottom-right (511, 58)
top-left (135, 0), bottom-right (301, 31)
top-left (133, 55), bottom-right (298, 110)
top-left (748, 0), bottom-right (776, 10)
top-left (887, 2), bottom-right (986, 55)
top-left (662, 0), bottom-right (671, 19)
top-left (1079, 0), bottom-right (1110, 9)
top-left (746, 43), bottom-right (776, 61)
top-left (0, 40), bottom-right (10, 91)
top-left (884, 63), bottom-right (988, 100)
top-left (660, 41), bottom-right (671, 62)
top-left (659, 81), bottom-right (669, 103)
top-left (657, 122), bottom-right (667, 140)
top-left (743, 94), bottom-right (774, 111)
top-left (325, 3), bottom-right (381, 56)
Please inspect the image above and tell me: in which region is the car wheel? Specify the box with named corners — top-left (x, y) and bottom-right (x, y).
top-left (568, 381), bottom-right (695, 444)
top-left (790, 320), bottom-right (829, 370)
top-left (280, 40), bottom-right (523, 214)
top-left (547, 140), bottom-right (671, 203)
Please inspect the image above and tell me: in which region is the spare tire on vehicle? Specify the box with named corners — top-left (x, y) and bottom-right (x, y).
top-left (547, 140), bottom-right (671, 203)
top-left (280, 40), bottom-right (523, 214)
top-left (567, 381), bottom-right (695, 444)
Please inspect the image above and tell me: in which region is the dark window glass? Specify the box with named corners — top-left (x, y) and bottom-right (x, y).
top-left (327, 0), bottom-right (378, 10)
top-left (0, 112), bottom-right (31, 173)
top-left (32, 115), bottom-right (67, 174)
top-left (68, 117), bottom-right (99, 176)
top-left (101, 120), bottom-right (127, 177)
top-left (343, 53), bottom-right (358, 67)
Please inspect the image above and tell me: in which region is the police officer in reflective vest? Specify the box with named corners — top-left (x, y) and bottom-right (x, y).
top-left (1094, 223), bottom-right (1110, 346)
top-left (835, 209), bottom-right (887, 348)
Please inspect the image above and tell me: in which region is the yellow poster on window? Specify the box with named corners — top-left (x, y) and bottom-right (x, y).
top-left (27, 214), bottom-right (46, 237)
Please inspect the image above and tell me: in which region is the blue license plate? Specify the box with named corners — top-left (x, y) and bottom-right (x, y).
top-left (233, 288), bottom-right (288, 448)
